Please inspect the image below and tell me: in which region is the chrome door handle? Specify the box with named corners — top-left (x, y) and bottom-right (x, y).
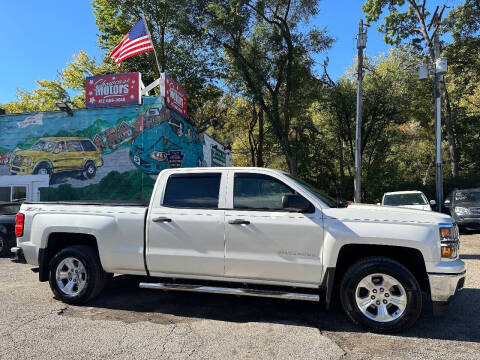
top-left (152, 216), bottom-right (172, 223)
top-left (228, 219), bottom-right (250, 225)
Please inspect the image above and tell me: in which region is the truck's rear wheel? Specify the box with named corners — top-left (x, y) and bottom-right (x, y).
top-left (48, 245), bottom-right (107, 304)
top-left (340, 257), bottom-right (422, 333)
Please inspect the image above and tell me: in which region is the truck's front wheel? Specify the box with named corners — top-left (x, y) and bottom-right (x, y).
top-left (340, 257), bottom-right (422, 333)
top-left (48, 246), bottom-right (107, 304)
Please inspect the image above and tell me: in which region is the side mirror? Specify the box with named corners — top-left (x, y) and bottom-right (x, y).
top-left (282, 194), bottom-right (312, 213)
top-left (337, 198), bottom-right (349, 208)
top-left (444, 199), bottom-right (451, 208)
top-left (429, 200), bottom-right (436, 206)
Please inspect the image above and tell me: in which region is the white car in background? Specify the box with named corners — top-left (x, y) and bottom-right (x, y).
top-left (381, 190), bottom-right (436, 211)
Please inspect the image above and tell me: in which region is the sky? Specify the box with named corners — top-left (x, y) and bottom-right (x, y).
top-left (0, 0), bottom-right (392, 105)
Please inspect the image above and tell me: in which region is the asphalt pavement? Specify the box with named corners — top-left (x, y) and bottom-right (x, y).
top-left (0, 233), bottom-right (479, 359)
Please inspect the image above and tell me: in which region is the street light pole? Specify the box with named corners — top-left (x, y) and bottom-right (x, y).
top-left (354, 19), bottom-right (366, 204)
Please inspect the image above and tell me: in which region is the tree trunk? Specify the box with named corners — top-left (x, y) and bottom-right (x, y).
top-left (442, 85), bottom-right (459, 178)
top-left (256, 106), bottom-right (264, 167)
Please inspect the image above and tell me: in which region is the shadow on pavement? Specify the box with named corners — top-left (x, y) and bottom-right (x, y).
top-left (63, 274), bottom-right (480, 343)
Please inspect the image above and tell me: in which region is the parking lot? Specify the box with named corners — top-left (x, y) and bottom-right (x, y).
top-left (0, 233), bottom-right (478, 360)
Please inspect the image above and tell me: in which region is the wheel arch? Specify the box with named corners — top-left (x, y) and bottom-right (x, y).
top-left (33, 159), bottom-right (54, 172)
top-left (39, 232), bottom-right (101, 282)
top-left (325, 244), bottom-right (429, 308)
top-left (337, 244), bottom-right (429, 291)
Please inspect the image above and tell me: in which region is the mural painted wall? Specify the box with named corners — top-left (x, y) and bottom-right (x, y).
top-left (0, 96), bottom-right (231, 202)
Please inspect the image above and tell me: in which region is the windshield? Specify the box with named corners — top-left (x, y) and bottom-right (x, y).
top-left (383, 193), bottom-right (428, 206)
top-left (454, 190), bottom-right (480, 204)
top-left (285, 174), bottom-right (338, 208)
top-left (0, 204), bottom-right (21, 215)
top-left (30, 140), bottom-right (56, 152)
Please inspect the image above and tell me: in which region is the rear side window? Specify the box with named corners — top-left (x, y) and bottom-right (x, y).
top-left (81, 140), bottom-right (97, 152)
top-left (163, 173), bottom-right (221, 209)
top-left (66, 140), bottom-right (83, 152)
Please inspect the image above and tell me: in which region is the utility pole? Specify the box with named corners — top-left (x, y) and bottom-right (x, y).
top-left (418, 6), bottom-right (447, 212)
top-left (433, 29), bottom-right (443, 213)
top-left (354, 19), bottom-right (367, 203)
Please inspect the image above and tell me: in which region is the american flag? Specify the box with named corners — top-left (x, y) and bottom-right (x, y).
top-left (110, 18), bottom-right (154, 66)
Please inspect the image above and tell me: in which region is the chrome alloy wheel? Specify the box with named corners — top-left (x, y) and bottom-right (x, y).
top-left (355, 273), bottom-right (407, 323)
top-left (56, 257), bottom-right (87, 296)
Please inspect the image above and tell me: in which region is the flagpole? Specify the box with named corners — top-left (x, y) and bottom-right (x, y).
top-left (141, 14), bottom-right (163, 77)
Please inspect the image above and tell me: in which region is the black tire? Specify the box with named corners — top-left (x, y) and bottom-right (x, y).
top-left (48, 245), bottom-right (107, 304)
top-left (33, 162), bottom-right (52, 176)
top-left (83, 161), bottom-right (97, 179)
top-left (340, 257), bottom-right (422, 333)
top-left (0, 234), bottom-right (9, 257)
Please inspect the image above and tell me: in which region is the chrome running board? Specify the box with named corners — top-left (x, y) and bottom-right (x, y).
top-left (139, 282), bottom-right (319, 302)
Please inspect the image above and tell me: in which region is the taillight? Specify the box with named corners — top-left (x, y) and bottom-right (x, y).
top-left (15, 213), bottom-right (24, 238)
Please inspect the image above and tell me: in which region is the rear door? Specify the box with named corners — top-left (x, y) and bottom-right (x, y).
top-left (51, 141), bottom-right (70, 171)
top-left (65, 140), bottom-right (85, 170)
top-left (146, 170), bottom-right (227, 277)
top-left (224, 171), bottom-right (324, 285)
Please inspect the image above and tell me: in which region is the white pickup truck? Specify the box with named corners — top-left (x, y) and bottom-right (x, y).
top-left (12, 167), bottom-right (465, 333)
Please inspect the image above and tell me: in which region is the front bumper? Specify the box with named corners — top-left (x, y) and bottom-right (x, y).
top-left (9, 166), bottom-right (32, 175)
top-left (428, 271), bottom-right (465, 303)
top-left (11, 247), bottom-right (27, 264)
top-left (455, 217), bottom-right (480, 228)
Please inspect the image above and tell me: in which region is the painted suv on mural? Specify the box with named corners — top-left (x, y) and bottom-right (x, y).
top-left (10, 137), bottom-right (103, 179)
top-left (130, 108), bottom-right (204, 175)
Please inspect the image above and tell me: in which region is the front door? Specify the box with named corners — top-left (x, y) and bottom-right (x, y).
top-left (146, 172), bottom-right (226, 277)
top-left (225, 172), bottom-right (323, 285)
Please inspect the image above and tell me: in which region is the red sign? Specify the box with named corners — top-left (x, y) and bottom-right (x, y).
top-left (164, 75), bottom-right (187, 116)
top-left (85, 72), bottom-right (141, 108)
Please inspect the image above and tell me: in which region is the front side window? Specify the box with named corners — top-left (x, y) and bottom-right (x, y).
top-left (233, 173), bottom-right (295, 210)
top-left (54, 141), bottom-right (66, 153)
top-left (163, 173), bottom-right (221, 209)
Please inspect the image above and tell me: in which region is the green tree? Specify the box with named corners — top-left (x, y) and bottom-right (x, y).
top-left (177, 0), bottom-right (333, 175)
top-left (362, 0), bottom-right (460, 177)
top-left (1, 80), bottom-right (69, 113)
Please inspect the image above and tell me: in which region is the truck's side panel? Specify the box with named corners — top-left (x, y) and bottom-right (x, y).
top-left (19, 205), bottom-right (147, 274)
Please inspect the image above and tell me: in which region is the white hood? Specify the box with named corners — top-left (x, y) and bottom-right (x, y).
top-left (324, 204), bottom-right (452, 225)
top-left (397, 204), bottom-right (432, 211)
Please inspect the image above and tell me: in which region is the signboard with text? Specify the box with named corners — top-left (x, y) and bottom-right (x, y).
top-left (163, 75), bottom-right (187, 117)
top-left (85, 72), bottom-right (141, 108)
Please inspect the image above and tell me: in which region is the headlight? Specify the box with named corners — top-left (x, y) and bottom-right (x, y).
top-left (439, 224), bottom-right (459, 259)
top-left (454, 206), bottom-right (471, 216)
top-left (23, 156), bottom-right (33, 166)
top-left (149, 151), bottom-right (167, 161)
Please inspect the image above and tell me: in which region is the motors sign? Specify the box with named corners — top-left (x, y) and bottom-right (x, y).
top-left (85, 73), bottom-right (141, 108)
